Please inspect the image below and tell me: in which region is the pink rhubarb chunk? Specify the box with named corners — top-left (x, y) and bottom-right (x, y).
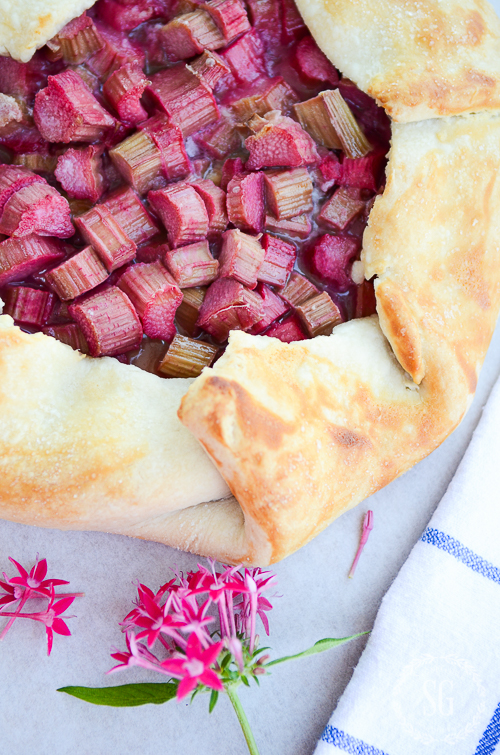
top-left (250, 282), bottom-right (289, 334)
top-left (3, 285), bottom-right (55, 326)
top-left (196, 277), bottom-right (264, 341)
top-left (189, 50), bottom-right (230, 90)
top-left (147, 65), bottom-right (219, 137)
top-left (0, 183), bottom-right (74, 238)
top-left (265, 212), bottom-right (312, 239)
top-left (258, 233), bottom-right (296, 287)
top-left (75, 205), bottom-right (136, 272)
top-left (264, 314), bottom-right (306, 342)
top-left (318, 187), bottom-right (365, 231)
top-left (340, 150), bottom-right (386, 192)
top-left (148, 184), bottom-right (209, 248)
top-left (34, 69), bottom-right (116, 143)
top-left (96, 0), bottom-right (162, 32)
top-left (45, 246), bottom-right (109, 300)
top-left (69, 286), bottom-right (143, 357)
top-left (292, 36), bottom-right (339, 86)
top-left (190, 179), bottom-right (228, 234)
top-left (117, 261), bottom-right (183, 340)
top-left (218, 228), bottom-right (264, 288)
top-left (87, 20), bottom-right (145, 79)
top-left (245, 113), bottom-right (319, 170)
top-left (43, 322), bottom-right (89, 353)
top-left (220, 157), bottom-right (245, 190)
top-left (55, 145), bottom-right (106, 203)
top-left (0, 235), bottom-right (64, 287)
top-left (103, 186), bottom-right (159, 245)
top-left (139, 115), bottom-right (191, 181)
top-left (0, 165), bottom-right (45, 216)
top-left (226, 172), bottom-right (265, 233)
top-left (310, 233), bottom-right (360, 291)
top-left (161, 10), bottom-right (225, 61)
top-left (164, 241), bottom-right (219, 288)
top-left (264, 167), bottom-right (313, 220)
top-left (205, 0), bottom-right (251, 43)
top-left (221, 29), bottom-right (266, 84)
top-left (278, 270), bottom-right (318, 307)
top-left (103, 64), bottom-right (149, 125)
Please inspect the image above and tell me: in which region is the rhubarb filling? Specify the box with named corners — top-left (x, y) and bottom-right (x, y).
top-left (0, 0), bottom-right (388, 377)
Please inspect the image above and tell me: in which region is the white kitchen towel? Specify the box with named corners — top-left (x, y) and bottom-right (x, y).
top-left (316, 376), bottom-right (500, 755)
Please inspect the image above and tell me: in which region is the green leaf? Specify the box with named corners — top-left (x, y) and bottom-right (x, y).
top-left (241, 675), bottom-right (250, 687)
top-left (58, 682), bottom-right (178, 707)
top-left (265, 632), bottom-right (369, 667)
top-left (209, 689), bottom-right (219, 713)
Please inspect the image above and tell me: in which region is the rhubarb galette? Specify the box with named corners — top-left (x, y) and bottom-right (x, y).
top-left (0, 0), bottom-right (499, 565)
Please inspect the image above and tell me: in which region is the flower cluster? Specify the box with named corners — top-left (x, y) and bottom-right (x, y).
top-left (109, 561), bottom-right (277, 701)
top-left (0, 556), bottom-right (82, 655)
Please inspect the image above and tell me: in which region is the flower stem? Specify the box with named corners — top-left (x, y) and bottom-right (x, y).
top-left (226, 685), bottom-right (260, 755)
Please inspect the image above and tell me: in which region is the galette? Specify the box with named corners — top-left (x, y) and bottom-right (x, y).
top-left (0, 0), bottom-right (499, 565)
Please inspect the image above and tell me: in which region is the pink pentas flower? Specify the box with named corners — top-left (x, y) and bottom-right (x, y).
top-left (0, 587), bottom-right (76, 655)
top-left (160, 634), bottom-right (224, 700)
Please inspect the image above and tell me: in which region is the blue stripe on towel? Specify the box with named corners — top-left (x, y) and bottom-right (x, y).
top-left (421, 528), bottom-right (500, 585)
top-left (474, 701), bottom-right (500, 755)
top-left (321, 726), bottom-right (391, 755)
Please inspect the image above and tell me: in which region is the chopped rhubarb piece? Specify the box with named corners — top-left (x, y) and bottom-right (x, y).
top-left (265, 212), bottom-right (311, 239)
top-left (2, 286), bottom-right (55, 326)
top-left (0, 165), bottom-right (45, 216)
top-left (158, 333), bottom-right (218, 378)
top-left (109, 130), bottom-right (164, 195)
top-left (292, 36), bottom-right (339, 86)
top-left (230, 77), bottom-right (299, 121)
top-left (148, 184), bottom-right (209, 248)
top-left (34, 70), bottom-right (116, 144)
top-left (69, 286), bottom-right (143, 357)
top-left (103, 64), bottom-right (149, 125)
top-left (55, 146), bottom-right (105, 203)
top-left (190, 179), bottom-right (228, 234)
top-left (188, 50), bottom-right (230, 90)
top-left (161, 10), bottom-right (225, 61)
top-left (196, 277), bottom-right (264, 341)
top-left (340, 150), bottom-right (386, 192)
top-left (221, 29), bottom-right (266, 85)
top-left (0, 94), bottom-right (22, 129)
top-left (189, 158), bottom-right (211, 179)
top-left (12, 153), bottom-right (57, 174)
top-left (258, 233), bottom-right (296, 287)
top-left (317, 152), bottom-right (342, 191)
top-left (296, 291), bottom-right (342, 337)
top-left (0, 121), bottom-right (45, 156)
top-left (194, 118), bottom-right (240, 159)
top-left (75, 205), bottom-right (136, 272)
top-left (295, 90), bottom-right (371, 158)
top-left (103, 186), bottom-right (159, 245)
top-left (250, 282), bottom-right (289, 334)
top-left (96, 0), bottom-right (162, 32)
top-left (87, 20), bottom-right (145, 79)
top-left (0, 183), bottom-right (74, 238)
top-left (205, 0), bottom-right (251, 42)
top-left (310, 233), bottom-right (360, 291)
top-left (0, 235), bottom-right (64, 287)
top-left (56, 13), bottom-right (104, 65)
top-left (264, 167), bottom-right (313, 220)
top-left (176, 285), bottom-right (206, 335)
top-left (318, 187), bottom-right (365, 231)
top-left (246, 0), bottom-right (282, 51)
top-left (220, 157), bottom-right (245, 190)
top-left (218, 228), bottom-right (264, 288)
top-left (147, 65), bottom-right (219, 136)
top-left (245, 113), bottom-right (319, 170)
top-left (355, 278), bottom-right (377, 319)
top-left (45, 246), bottom-right (109, 300)
top-left (264, 314), bottom-right (306, 342)
top-left (338, 78), bottom-right (391, 145)
top-left (139, 115), bottom-right (191, 181)
top-left (43, 323), bottom-right (89, 353)
top-left (0, 55), bottom-right (49, 99)
top-left (165, 240), bottom-right (219, 287)
top-left (226, 172), bottom-right (265, 233)
top-left (117, 261), bottom-right (182, 340)
top-left (281, 0), bottom-right (307, 43)
top-left (278, 270), bottom-right (318, 307)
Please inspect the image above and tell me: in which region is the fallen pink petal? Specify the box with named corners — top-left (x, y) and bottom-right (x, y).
top-left (349, 510), bottom-right (374, 578)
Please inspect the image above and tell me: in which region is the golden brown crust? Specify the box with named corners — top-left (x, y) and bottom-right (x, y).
top-left (179, 112), bottom-right (500, 563)
top-left (294, 0), bottom-right (500, 122)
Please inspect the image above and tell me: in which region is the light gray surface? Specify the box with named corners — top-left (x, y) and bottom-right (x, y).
top-left (2, 320), bottom-right (500, 755)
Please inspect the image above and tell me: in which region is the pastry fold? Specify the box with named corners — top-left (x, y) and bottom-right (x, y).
top-left (179, 112), bottom-right (500, 563)
top-left (294, 0), bottom-right (500, 122)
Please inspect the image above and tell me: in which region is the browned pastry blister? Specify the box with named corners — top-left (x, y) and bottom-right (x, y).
top-left (1, 0), bottom-right (500, 565)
